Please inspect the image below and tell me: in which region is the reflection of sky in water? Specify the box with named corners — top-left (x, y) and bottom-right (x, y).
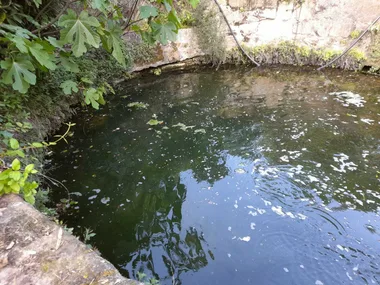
top-left (49, 66), bottom-right (380, 285)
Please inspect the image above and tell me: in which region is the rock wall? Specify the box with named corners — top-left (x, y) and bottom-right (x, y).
top-left (0, 194), bottom-right (141, 285)
top-left (130, 0), bottom-right (380, 71)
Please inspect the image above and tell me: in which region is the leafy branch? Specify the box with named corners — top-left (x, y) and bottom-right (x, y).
top-left (0, 122), bottom-right (75, 204)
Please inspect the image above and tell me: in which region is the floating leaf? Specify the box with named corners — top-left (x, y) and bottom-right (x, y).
top-left (101, 197), bottom-right (110, 204)
top-left (194, 128), bottom-right (206, 134)
top-left (173, 122), bottom-right (195, 131)
top-left (147, 119), bottom-right (163, 126)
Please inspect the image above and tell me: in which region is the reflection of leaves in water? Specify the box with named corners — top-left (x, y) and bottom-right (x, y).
top-left (49, 67), bottom-right (380, 285)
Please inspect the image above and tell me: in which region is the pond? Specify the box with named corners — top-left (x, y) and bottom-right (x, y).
top-left (48, 66), bottom-right (380, 285)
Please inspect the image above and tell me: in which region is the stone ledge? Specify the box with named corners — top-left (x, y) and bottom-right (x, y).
top-left (0, 194), bottom-right (141, 285)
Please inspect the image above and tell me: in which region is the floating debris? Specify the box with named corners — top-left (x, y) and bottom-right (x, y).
top-left (329, 91), bottom-right (366, 107)
top-left (235, 168), bottom-right (246, 174)
top-left (238, 236), bottom-right (251, 242)
top-left (101, 197), bottom-right (110, 204)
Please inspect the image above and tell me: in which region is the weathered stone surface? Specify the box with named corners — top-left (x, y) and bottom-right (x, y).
top-left (0, 194), bottom-right (141, 285)
top-left (130, 0), bottom-right (380, 71)
top-left (130, 29), bottom-right (204, 72)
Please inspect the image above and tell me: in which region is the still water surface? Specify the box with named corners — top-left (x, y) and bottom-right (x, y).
top-left (49, 66), bottom-right (380, 285)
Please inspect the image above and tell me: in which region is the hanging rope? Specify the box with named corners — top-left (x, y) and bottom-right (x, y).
top-left (317, 14), bottom-right (380, 71)
top-left (212, 0), bottom-right (260, 67)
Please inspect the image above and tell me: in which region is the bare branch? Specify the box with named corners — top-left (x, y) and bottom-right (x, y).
top-left (212, 0), bottom-right (260, 67)
top-left (318, 14), bottom-right (380, 71)
top-left (121, 0), bottom-right (139, 30)
top-left (31, 0), bottom-right (76, 35)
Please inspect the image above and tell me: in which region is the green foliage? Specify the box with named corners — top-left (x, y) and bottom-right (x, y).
top-left (0, 158), bottom-right (38, 204)
top-left (152, 68), bottom-right (162, 76)
top-left (0, 0), bottom-right (200, 206)
top-left (60, 80), bottom-right (79, 95)
top-left (58, 9), bottom-right (101, 57)
top-left (83, 228), bottom-right (96, 248)
top-left (84, 87), bottom-right (105, 109)
top-left (1, 56), bottom-right (37, 94)
top-left (0, 0), bottom-right (199, 102)
top-left (151, 22), bottom-right (177, 45)
top-left (350, 30), bottom-right (361, 39)
top-left (193, 0), bottom-right (227, 65)
top-left (224, 41), bottom-right (366, 70)
top-left (140, 6), bottom-right (159, 19)
top-left (0, 123), bottom-right (75, 204)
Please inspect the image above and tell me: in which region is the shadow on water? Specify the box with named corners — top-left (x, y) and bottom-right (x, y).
top-left (48, 66), bottom-right (380, 285)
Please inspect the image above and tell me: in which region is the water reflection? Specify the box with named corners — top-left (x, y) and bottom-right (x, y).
top-left (49, 66), bottom-right (380, 285)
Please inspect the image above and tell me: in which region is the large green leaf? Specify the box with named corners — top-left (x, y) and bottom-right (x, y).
top-left (84, 87), bottom-right (105, 109)
top-left (59, 56), bottom-right (80, 73)
top-left (58, 9), bottom-right (101, 57)
top-left (28, 42), bottom-right (57, 70)
top-left (0, 55), bottom-right (36, 93)
top-left (139, 6), bottom-right (158, 19)
top-left (0, 24), bottom-right (34, 39)
top-left (6, 34), bottom-right (29, 53)
top-left (47, 36), bottom-right (64, 50)
top-left (101, 20), bottom-right (126, 67)
top-left (60, 80), bottom-right (78, 95)
top-left (151, 22), bottom-right (177, 45)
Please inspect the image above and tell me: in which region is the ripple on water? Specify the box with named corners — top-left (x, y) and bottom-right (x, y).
top-left (49, 67), bottom-right (380, 285)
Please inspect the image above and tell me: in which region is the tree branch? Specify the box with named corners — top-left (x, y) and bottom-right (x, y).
top-left (121, 0), bottom-right (139, 30)
top-left (31, 0), bottom-right (75, 34)
top-left (317, 14), bottom-right (380, 71)
top-left (35, 0), bottom-right (54, 21)
top-left (213, 0), bottom-right (260, 67)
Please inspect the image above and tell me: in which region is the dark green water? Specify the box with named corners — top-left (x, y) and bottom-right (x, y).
top-left (49, 66), bottom-right (380, 285)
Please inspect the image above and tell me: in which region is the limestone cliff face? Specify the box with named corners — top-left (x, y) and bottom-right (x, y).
top-left (224, 0), bottom-right (379, 56)
top-left (126, 0), bottom-right (380, 71)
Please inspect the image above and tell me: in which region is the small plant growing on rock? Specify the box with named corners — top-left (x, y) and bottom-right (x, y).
top-left (350, 30), bottom-right (361, 39)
